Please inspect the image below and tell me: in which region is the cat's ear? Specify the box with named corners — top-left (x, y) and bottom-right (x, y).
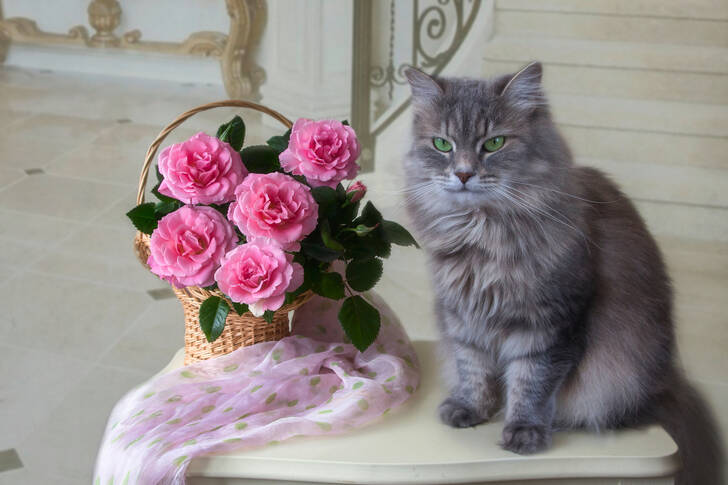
top-left (499, 61), bottom-right (545, 110)
top-left (404, 66), bottom-right (443, 102)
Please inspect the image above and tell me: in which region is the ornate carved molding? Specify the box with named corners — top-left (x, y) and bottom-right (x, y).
top-left (0, 0), bottom-right (266, 99)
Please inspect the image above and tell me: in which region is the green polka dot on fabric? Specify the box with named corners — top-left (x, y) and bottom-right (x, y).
top-left (205, 425), bottom-right (223, 434)
top-left (223, 407), bottom-right (233, 413)
top-left (299, 368), bottom-right (309, 376)
top-left (383, 408), bottom-right (391, 415)
top-left (180, 371), bottom-right (195, 378)
top-left (333, 345), bottom-right (344, 353)
top-left (265, 393), bottom-right (277, 405)
top-left (329, 385), bottom-right (339, 394)
top-left (403, 356), bottom-right (415, 368)
top-left (143, 391), bottom-right (155, 399)
top-left (122, 471), bottom-right (130, 485)
top-left (224, 438), bottom-right (242, 443)
top-left (366, 371), bottom-right (377, 378)
top-left (236, 422), bottom-right (248, 430)
top-left (167, 395), bottom-right (182, 403)
top-left (318, 409), bottom-right (333, 414)
top-left (249, 370), bottom-right (262, 377)
top-left (268, 440), bottom-right (280, 446)
top-left (132, 409), bottom-right (144, 418)
top-left (309, 377), bottom-right (320, 386)
top-left (183, 439), bottom-right (196, 446)
top-left (250, 384), bottom-right (263, 393)
top-left (352, 381), bottom-right (364, 389)
top-left (382, 385), bottom-right (392, 394)
top-left (357, 399), bottom-right (369, 410)
top-left (385, 376), bottom-right (396, 382)
top-left (305, 404), bottom-right (316, 410)
top-left (124, 435), bottom-right (144, 450)
top-left (406, 385), bottom-right (414, 394)
top-left (287, 399), bottom-right (298, 407)
top-left (223, 364), bottom-right (239, 372)
top-left (148, 438), bottom-right (162, 448)
top-left (315, 422), bottom-right (332, 432)
top-left (166, 419), bottom-right (181, 425)
top-left (272, 350), bottom-right (282, 362)
top-left (201, 405), bottom-right (215, 413)
top-left (205, 386), bottom-right (221, 394)
top-left (173, 455), bottom-right (188, 467)
top-left (148, 411), bottom-right (163, 419)
top-left (315, 345), bottom-right (326, 353)
top-left (237, 413), bottom-right (251, 420)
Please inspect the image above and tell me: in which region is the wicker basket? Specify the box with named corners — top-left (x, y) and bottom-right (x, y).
top-left (133, 100), bottom-right (314, 364)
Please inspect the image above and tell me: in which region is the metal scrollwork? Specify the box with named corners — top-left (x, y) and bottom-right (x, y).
top-left (353, 0), bottom-right (482, 171)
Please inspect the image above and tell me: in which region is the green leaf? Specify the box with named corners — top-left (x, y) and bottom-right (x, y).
top-left (310, 186), bottom-right (339, 217)
top-left (126, 203), bottom-right (158, 235)
top-left (341, 119), bottom-right (350, 126)
top-left (231, 302), bottom-right (249, 316)
top-left (312, 270), bottom-right (346, 300)
top-left (199, 296), bottom-right (229, 343)
top-left (216, 115), bottom-right (246, 151)
top-left (358, 201), bottom-right (383, 226)
top-left (345, 258), bottom-right (383, 292)
top-left (342, 223), bottom-right (378, 237)
top-left (301, 239), bottom-right (342, 262)
top-left (240, 145), bottom-right (281, 173)
top-left (338, 296), bottom-right (380, 352)
top-left (263, 310), bottom-right (275, 324)
top-left (382, 220), bottom-right (420, 248)
top-left (320, 220), bottom-right (344, 252)
top-left (154, 200), bottom-right (179, 218)
top-left (209, 203), bottom-right (231, 218)
top-left (266, 129), bottom-right (291, 154)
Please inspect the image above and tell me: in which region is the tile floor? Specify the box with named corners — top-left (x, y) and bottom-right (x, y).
top-left (0, 66), bottom-right (725, 483)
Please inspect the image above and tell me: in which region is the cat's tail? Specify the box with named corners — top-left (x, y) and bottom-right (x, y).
top-left (654, 375), bottom-right (724, 485)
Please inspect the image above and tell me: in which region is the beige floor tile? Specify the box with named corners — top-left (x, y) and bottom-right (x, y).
top-left (0, 168), bottom-right (25, 190)
top-left (0, 468), bottom-right (81, 485)
top-left (0, 239), bottom-right (44, 270)
top-left (0, 344), bottom-right (90, 449)
top-left (100, 298), bottom-right (185, 373)
top-left (16, 364), bottom-right (148, 482)
top-left (0, 174), bottom-right (127, 222)
top-left (30, 224), bottom-right (162, 291)
top-left (0, 109), bottom-right (33, 131)
top-left (93, 192), bottom-right (144, 230)
top-left (0, 272), bottom-right (152, 361)
top-left (1, 113), bottom-right (114, 143)
top-left (46, 142), bottom-right (142, 187)
top-left (0, 210), bottom-right (84, 247)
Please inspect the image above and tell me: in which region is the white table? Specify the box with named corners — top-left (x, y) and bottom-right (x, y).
top-left (155, 341), bottom-right (679, 484)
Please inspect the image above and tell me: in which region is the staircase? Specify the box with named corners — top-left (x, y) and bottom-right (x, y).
top-left (483, 0), bottom-right (728, 242)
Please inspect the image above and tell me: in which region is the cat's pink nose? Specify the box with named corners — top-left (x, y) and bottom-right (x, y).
top-left (455, 171), bottom-right (474, 184)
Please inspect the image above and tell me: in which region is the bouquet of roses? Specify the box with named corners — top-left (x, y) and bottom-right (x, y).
top-left (127, 115), bottom-right (417, 351)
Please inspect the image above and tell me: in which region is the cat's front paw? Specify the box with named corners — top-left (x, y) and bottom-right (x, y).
top-left (438, 398), bottom-right (486, 428)
top-left (501, 422), bottom-right (551, 454)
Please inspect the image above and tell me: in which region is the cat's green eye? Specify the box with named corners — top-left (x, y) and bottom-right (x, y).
top-left (433, 137), bottom-right (453, 152)
top-left (483, 136), bottom-right (506, 152)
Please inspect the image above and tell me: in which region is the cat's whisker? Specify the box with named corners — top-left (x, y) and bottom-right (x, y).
top-left (505, 178), bottom-right (623, 204)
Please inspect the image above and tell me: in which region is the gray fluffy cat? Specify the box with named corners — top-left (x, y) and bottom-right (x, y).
top-left (403, 62), bottom-right (723, 484)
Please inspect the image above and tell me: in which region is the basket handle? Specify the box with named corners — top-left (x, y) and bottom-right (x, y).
top-left (136, 100), bottom-right (293, 205)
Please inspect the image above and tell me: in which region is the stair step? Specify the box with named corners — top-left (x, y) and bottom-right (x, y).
top-left (485, 60), bottom-right (728, 104)
top-left (576, 158), bottom-right (728, 208)
top-left (495, 0), bottom-right (728, 21)
top-left (483, 36), bottom-right (728, 75)
top-left (561, 125), bottom-right (728, 170)
top-left (495, 10), bottom-right (728, 47)
top-left (549, 94), bottom-right (728, 137)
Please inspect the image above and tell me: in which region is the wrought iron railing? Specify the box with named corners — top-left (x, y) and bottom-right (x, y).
top-left (351, 0), bottom-right (482, 171)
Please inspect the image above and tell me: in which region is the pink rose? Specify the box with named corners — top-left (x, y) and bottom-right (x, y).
top-left (279, 118), bottom-right (360, 188)
top-left (346, 180), bottom-right (367, 203)
top-left (147, 205), bottom-right (237, 288)
top-left (215, 241), bottom-right (304, 316)
top-left (157, 132), bottom-right (247, 204)
top-left (227, 172), bottom-right (318, 251)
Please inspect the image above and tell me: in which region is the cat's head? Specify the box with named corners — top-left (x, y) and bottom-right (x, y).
top-left (404, 62), bottom-right (571, 212)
